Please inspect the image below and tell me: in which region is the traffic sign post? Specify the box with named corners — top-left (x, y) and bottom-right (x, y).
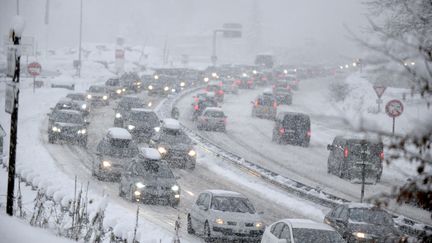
top-left (373, 85), bottom-right (387, 112)
top-left (27, 62), bottom-right (41, 93)
top-left (385, 99), bottom-right (404, 135)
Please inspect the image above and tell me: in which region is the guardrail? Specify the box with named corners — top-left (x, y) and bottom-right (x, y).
top-left (157, 86), bottom-right (432, 238)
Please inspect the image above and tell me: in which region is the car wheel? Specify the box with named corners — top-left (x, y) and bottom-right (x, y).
top-left (187, 214), bottom-right (195, 234)
top-left (79, 138), bottom-right (87, 148)
top-left (204, 221), bottom-right (212, 242)
top-left (118, 184), bottom-right (125, 197)
top-left (48, 134), bottom-right (55, 144)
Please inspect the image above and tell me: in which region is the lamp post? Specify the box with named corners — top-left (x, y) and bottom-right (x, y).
top-left (77, 0), bottom-right (83, 77)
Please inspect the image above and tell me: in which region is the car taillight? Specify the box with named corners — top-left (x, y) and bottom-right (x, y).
top-left (279, 128), bottom-right (285, 134)
top-left (224, 117), bottom-right (227, 124)
top-left (379, 151), bottom-right (384, 160)
top-left (194, 105), bottom-right (199, 111)
top-left (273, 101), bottom-right (277, 109)
top-left (344, 147), bottom-right (349, 158)
top-left (307, 129), bottom-right (311, 137)
top-left (255, 100), bottom-right (259, 107)
top-left (247, 80), bottom-right (253, 84)
top-left (235, 80), bottom-right (241, 85)
top-left (219, 82), bottom-right (223, 86)
top-left (194, 97), bottom-right (198, 102)
top-left (218, 90), bottom-right (224, 95)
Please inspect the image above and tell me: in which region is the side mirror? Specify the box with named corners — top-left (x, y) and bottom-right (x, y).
top-left (327, 144), bottom-right (333, 151)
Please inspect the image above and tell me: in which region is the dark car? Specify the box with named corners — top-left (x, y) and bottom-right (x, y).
top-left (251, 92), bottom-right (277, 120)
top-left (118, 148), bottom-right (180, 206)
top-left (150, 119), bottom-right (196, 169)
top-left (234, 73), bottom-right (255, 89)
top-left (206, 82), bottom-right (224, 102)
top-left (147, 74), bottom-right (176, 96)
top-left (324, 203), bottom-right (406, 243)
top-left (66, 93), bottom-right (90, 116)
top-left (47, 110), bottom-right (88, 146)
top-left (105, 78), bottom-right (126, 99)
top-left (327, 136), bottom-right (384, 183)
top-left (87, 85), bottom-right (110, 106)
top-left (53, 98), bottom-right (89, 117)
top-left (120, 72), bottom-right (142, 93)
top-left (272, 81), bottom-right (293, 105)
top-left (272, 112), bottom-right (311, 147)
top-left (93, 128), bottom-right (139, 181)
top-left (114, 96), bottom-right (146, 127)
top-left (192, 96), bottom-right (218, 120)
top-left (124, 108), bottom-right (161, 142)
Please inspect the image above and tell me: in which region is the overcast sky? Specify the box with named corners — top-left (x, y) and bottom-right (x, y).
top-left (0, 0), bottom-right (369, 64)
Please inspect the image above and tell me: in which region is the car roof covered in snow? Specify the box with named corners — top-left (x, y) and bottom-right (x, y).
top-left (162, 118), bottom-right (181, 130)
top-left (281, 219), bottom-right (336, 231)
top-left (131, 108), bottom-right (153, 113)
top-left (139, 148), bottom-right (161, 160)
top-left (203, 107), bottom-right (224, 113)
top-left (206, 190), bottom-right (246, 198)
top-left (263, 89), bottom-right (273, 95)
top-left (107, 128), bottom-right (132, 140)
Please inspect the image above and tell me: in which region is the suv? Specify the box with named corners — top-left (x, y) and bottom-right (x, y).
top-left (93, 128), bottom-right (139, 181)
top-left (327, 136), bottom-right (384, 183)
top-left (187, 190), bottom-right (264, 242)
top-left (251, 92), bottom-right (277, 120)
top-left (262, 219), bottom-right (344, 243)
top-left (118, 148), bottom-right (180, 206)
top-left (48, 110), bottom-right (88, 146)
top-left (197, 107), bottom-right (227, 132)
top-left (324, 203), bottom-right (405, 242)
top-left (272, 82), bottom-right (293, 105)
top-left (192, 96), bottom-right (218, 120)
top-left (105, 78), bottom-right (126, 99)
top-left (66, 93), bottom-right (90, 116)
top-left (124, 108), bottom-right (161, 142)
top-left (150, 119), bottom-right (196, 169)
top-left (272, 112), bottom-right (311, 147)
top-left (87, 85), bottom-right (109, 106)
top-left (114, 96), bottom-right (146, 127)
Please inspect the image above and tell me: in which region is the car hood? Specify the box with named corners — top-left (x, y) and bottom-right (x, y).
top-left (160, 142), bottom-right (192, 151)
top-left (134, 176), bottom-right (177, 187)
top-left (211, 210), bottom-right (262, 223)
top-left (349, 223), bottom-right (400, 238)
top-left (88, 92), bottom-right (108, 96)
top-left (100, 155), bottom-right (130, 166)
top-left (54, 122), bottom-right (84, 128)
top-left (127, 121), bottom-right (157, 129)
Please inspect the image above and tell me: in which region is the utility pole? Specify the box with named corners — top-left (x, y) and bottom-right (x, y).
top-left (77, 0), bottom-right (83, 77)
top-left (6, 17), bottom-right (25, 216)
top-left (359, 140), bottom-right (368, 203)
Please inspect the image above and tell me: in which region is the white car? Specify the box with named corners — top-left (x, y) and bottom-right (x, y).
top-left (187, 190), bottom-right (264, 242)
top-left (261, 219), bottom-right (345, 243)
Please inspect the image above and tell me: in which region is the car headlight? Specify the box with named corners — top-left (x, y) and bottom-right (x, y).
top-left (81, 104), bottom-right (87, 110)
top-left (154, 75), bottom-right (159, 80)
top-left (154, 126), bottom-right (160, 132)
top-left (253, 70), bottom-right (257, 74)
top-left (164, 86), bottom-right (169, 91)
top-left (134, 190), bottom-right (141, 196)
top-left (148, 102), bottom-right (152, 107)
top-left (78, 129), bottom-right (86, 134)
top-left (116, 89), bottom-right (122, 94)
top-left (158, 146), bottom-right (167, 154)
top-left (211, 72), bottom-right (217, 78)
top-left (122, 88), bottom-right (126, 92)
top-left (136, 82), bottom-right (141, 85)
top-left (188, 150), bottom-right (196, 157)
top-left (115, 113), bottom-right (122, 118)
top-left (87, 94), bottom-right (92, 99)
top-left (128, 125), bottom-right (135, 130)
top-left (215, 218), bottom-right (224, 225)
top-left (255, 222), bottom-right (263, 228)
top-left (102, 95), bottom-right (108, 100)
top-left (102, 161), bottom-right (111, 167)
top-left (171, 185), bottom-right (179, 191)
top-left (180, 82), bottom-right (185, 87)
top-left (135, 182), bottom-right (146, 189)
top-left (353, 232), bottom-right (366, 239)
top-left (171, 88), bottom-right (176, 93)
top-left (204, 77), bottom-right (209, 82)
top-left (52, 126), bottom-right (61, 132)
top-left (148, 85), bottom-right (153, 90)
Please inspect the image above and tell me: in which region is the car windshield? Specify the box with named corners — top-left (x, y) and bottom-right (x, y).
top-left (106, 79), bottom-right (119, 86)
top-left (53, 112), bottom-right (83, 124)
top-left (204, 110), bottom-right (224, 118)
top-left (119, 100), bottom-right (144, 110)
top-left (160, 129), bottom-right (192, 144)
top-left (89, 86), bottom-right (105, 93)
top-left (55, 102), bottom-right (78, 110)
top-left (134, 161), bottom-right (174, 178)
top-left (130, 112), bottom-right (159, 126)
top-left (347, 142), bottom-right (383, 162)
top-left (207, 85), bottom-right (220, 91)
top-left (211, 196), bottom-right (256, 214)
top-left (99, 139), bottom-right (138, 158)
top-left (258, 97), bottom-right (274, 106)
top-left (349, 208), bottom-right (394, 225)
top-left (292, 229), bottom-right (345, 243)
top-left (66, 94), bottom-right (85, 101)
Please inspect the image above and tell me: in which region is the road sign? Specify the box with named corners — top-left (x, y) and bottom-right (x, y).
top-left (373, 85), bottom-right (386, 98)
top-left (385, 99), bottom-right (404, 118)
top-left (27, 62), bottom-right (41, 77)
top-left (6, 46), bottom-right (16, 77)
top-left (5, 82), bottom-right (18, 114)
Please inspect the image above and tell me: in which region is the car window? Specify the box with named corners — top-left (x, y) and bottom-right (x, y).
top-left (339, 207), bottom-right (348, 221)
top-left (89, 86), bottom-right (105, 93)
top-left (271, 222), bottom-right (285, 238)
top-left (196, 193), bottom-right (206, 206)
top-left (204, 110), bottom-right (224, 118)
top-left (130, 112), bottom-right (159, 126)
top-left (53, 112), bottom-right (83, 124)
top-left (160, 129), bottom-right (192, 144)
top-left (134, 161), bottom-right (174, 178)
top-left (332, 205), bottom-right (344, 218)
top-left (292, 228), bottom-right (345, 243)
top-left (210, 196), bottom-right (255, 214)
top-left (202, 194), bottom-right (211, 208)
top-left (279, 225), bottom-right (292, 241)
top-left (349, 208), bottom-right (394, 226)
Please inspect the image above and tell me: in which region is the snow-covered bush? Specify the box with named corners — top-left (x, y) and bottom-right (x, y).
top-left (329, 80), bottom-right (350, 102)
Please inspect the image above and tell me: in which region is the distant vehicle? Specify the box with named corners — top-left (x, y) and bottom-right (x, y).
top-left (93, 128), bottom-right (138, 181)
top-left (118, 148), bottom-right (181, 206)
top-left (251, 92), bottom-right (277, 120)
top-left (221, 78), bottom-right (239, 95)
top-left (197, 107), bottom-right (227, 132)
top-left (124, 108), bottom-right (161, 142)
top-left (53, 97), bottom-right (89, 117)
top-left (192, 96), bottom-right (218, 120)
top-left (255, 54), bottom-right (274, 69)
top-left (47, 110), bottom-right (88, 146)
top-left (105, 78), bottom-right (126, 99)
top-left (261, 219), bottom-right (345, 243)
top-left (272, 112), bottom-right (311, 147)
top-left (235, 73), bottom-right (255, 89)
top-left (120, 72), bottom-right (141, 93)
top-left (86, 85), bottom-right (109, 106)
top-left (324, 203), bottom-right (406, 243)
top-left (206, 82), bottom-right (224, 102)
top-left (147, 74), bottom-right (176, 96)
top-left (187, 190), bottom-right (264, 242)
top-left (150, 119), bottom-right (196, 169)
top-left (272, 81), bottom-right (293, 105)
top-left (113, 96), bottom-right (146, 127)
top-left (327, 136), bottom-right (384, 183)
top-left (66, 93), bottom-right (90, 116)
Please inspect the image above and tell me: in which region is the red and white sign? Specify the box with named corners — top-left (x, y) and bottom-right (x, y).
top-left (385, 99), bottom-right (404, 118)
top-left (373, 85), bottom-right (387, 98)
top-left (115, 49), bottom-right (124, 59)
top-left (27, 62), bottom-right (41, 77)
